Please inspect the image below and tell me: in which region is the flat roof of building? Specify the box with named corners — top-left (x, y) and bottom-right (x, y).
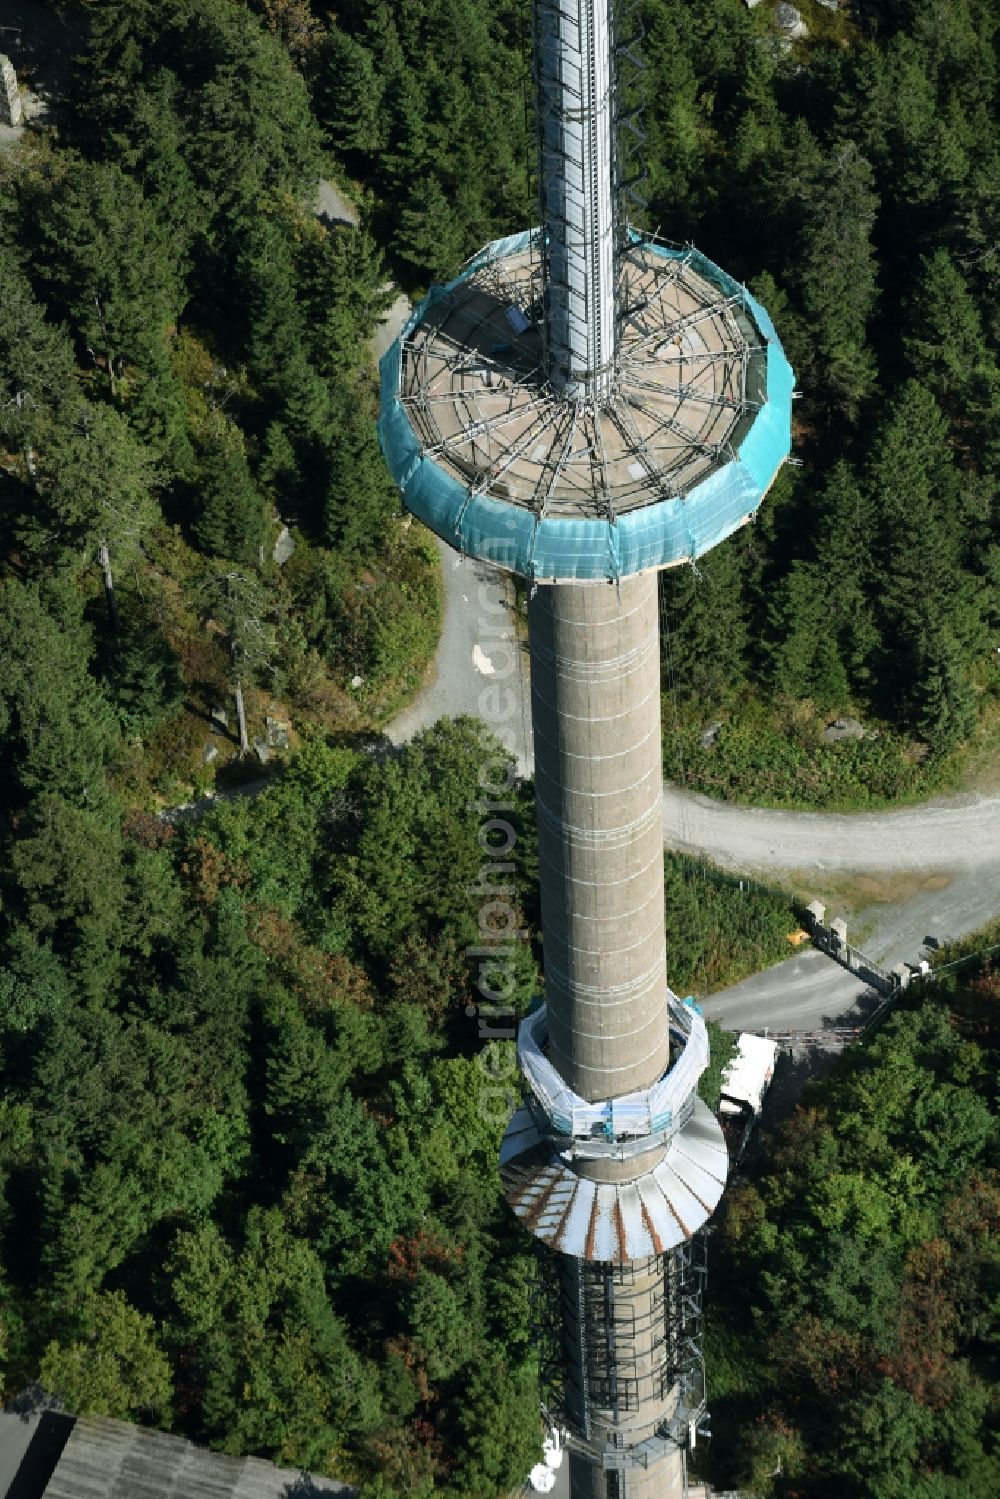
top-left (0, 1407), bottom-right (356, 1499)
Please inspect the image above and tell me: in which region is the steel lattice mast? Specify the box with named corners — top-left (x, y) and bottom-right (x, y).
top-left (536, 0), bottom-right (617, 399)
top-left (378, 2), bottom-right (793, 1495)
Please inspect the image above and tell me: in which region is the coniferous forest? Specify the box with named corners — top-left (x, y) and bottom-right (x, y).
top-left (0, 2), bottom-right (998, 1497)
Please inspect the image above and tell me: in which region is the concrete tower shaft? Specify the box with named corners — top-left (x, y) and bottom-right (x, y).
top-left (535, 0), bottom-right (618, 400)
top-left (530, 575), bottom-right (669, 1107)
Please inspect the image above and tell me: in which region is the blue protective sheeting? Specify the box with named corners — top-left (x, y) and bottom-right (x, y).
top-left (377, 233), bottom-right (794, 581)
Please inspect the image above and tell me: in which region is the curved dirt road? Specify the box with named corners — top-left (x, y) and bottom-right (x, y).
top-left (663, 786), bottom-right (1000, 874)
top-left (383, 540), bottom-right (534, 775)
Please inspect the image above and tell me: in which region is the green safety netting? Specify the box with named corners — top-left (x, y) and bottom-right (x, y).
top-left (378, 230), bottom-right (794, 581)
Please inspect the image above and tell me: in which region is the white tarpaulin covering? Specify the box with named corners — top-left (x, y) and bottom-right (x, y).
top-left (517, 992), bottom-right (709, 1142)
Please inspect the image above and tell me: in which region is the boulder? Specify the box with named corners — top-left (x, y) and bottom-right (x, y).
top-left (272, 525), bottom-right (295, 565)
top-left (0, 55), bottom-right (22, 129)
top-left (775, 3), bottom-right (809, 38)
top-left (265, 716), bottom-right (290, 750)
top-left (699, 720), bottom-right (723, 749)
top-left (822, 716), bottom-right (866, 742)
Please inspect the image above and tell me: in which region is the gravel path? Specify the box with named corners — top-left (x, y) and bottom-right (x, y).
top-left (383, 542), bottom-right (534, 774)
top-left (663, 785), bottom-right (1000, 874)
top-left (369, 277), bottom-right (535, 770)
top-left (0, 0), bottom-right (86, 146)
top-left (314, 179), bottom-right (359, 228)
top-left (373, 290), bottom-right (412, 363)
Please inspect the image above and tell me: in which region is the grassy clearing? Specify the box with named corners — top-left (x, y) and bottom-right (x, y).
top-left (664, 852), bottom-right (801, 996)
top-left (941, 689), bottom-right (1000, 796)
top-left (110, 522), bottom-right (440, 810)
top-left (661, 685), bottom-right (1000, 812)
top-left (927, 914), bottom-right (1000, 979)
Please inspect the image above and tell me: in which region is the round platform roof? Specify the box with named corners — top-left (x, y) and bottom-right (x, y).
top-left (500, 1095), bottom-right (728, 1263)
top-left (378, 229), bottom-right (793, 582)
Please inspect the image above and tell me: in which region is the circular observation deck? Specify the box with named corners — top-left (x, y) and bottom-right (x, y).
top-left (378, 230), bottom-right (793, 582)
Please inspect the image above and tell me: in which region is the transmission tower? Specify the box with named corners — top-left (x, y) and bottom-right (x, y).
top-left (379, 3), bottom-right (793, 1495)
